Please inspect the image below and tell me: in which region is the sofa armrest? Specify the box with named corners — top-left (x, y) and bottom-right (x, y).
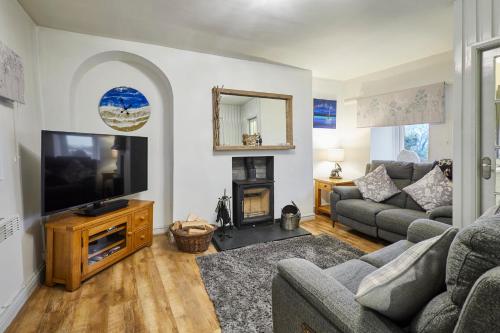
top-left (427, 205), bottom-right (452, 221)
top-left (407, 219), bottom-right (453, 243)
top-left (454, 267), bottom-right (500, 333)
top-left (333, 186), bottom-right (362, 200)
top-left (275, 258), bottom-right (404, 333)
top-left (330, 186), bottom-right (362, 220)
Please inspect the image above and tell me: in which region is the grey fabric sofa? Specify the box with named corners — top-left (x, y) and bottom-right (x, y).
top-left (272, 218), bottom-right (500, 333)
top-left (330, 160), bottom-right (452, 243)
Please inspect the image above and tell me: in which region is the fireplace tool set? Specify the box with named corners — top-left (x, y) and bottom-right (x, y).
top-left (215, 189), bottom-right (233, 241)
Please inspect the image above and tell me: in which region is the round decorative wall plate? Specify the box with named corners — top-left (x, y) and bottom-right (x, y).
top-left (98, 86), bottom-right (150, 132)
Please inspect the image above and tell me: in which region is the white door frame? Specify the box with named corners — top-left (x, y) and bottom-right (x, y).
top-left (455, 37), bottom-right (500, 227)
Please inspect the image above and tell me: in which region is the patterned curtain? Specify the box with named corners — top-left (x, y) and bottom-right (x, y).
top-left (356, 83), bottom-right (445, 128)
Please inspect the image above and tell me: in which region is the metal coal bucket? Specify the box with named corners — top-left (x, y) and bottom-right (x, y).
top-left (280, 201), bottom-right (301, 230)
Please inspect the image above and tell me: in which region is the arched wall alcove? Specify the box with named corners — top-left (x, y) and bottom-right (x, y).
top-left (68, 51), bottom-right (173, 230)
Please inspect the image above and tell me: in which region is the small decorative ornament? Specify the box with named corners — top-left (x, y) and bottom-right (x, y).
top-left (98, 87), bottom-right (150, 132)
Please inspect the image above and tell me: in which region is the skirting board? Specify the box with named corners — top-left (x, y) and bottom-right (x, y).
top-left (0, 265), bottom-right (43, 332)
top-left (301, 213), bottom-right (315, 222)
top-left (153, 226), bottom-right (169, 235)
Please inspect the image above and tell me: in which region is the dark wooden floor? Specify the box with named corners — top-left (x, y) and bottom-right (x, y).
top-left (7, 216), bottom-right (385, 333)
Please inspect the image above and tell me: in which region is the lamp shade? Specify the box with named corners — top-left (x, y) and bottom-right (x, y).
top-left (326, 148), bottom-right (344, 162)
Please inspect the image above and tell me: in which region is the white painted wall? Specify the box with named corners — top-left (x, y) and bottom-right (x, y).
top-left (453, 0), bottom-right (500, 227)
top-left (313, 78), bottom-right (368, 180)
top-left (370, 127), bottom-right (399, 161)
top-left (0, 0), bottom-right (43, 330)
top-left (37, 28), bottom-right (314, 225)
top-left (71, 59), bottom-right (172, 230)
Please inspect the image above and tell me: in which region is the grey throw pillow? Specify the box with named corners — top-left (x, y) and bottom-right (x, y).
top-left (403, 166), bottom-right (452, 211)
top-left (355, 227), bottom-right (458, 322)
top-left (354, 165), bottom-right (400, 202)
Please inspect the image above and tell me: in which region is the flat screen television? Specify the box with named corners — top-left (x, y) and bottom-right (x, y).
top-left (41, 130), bottom-right (148, 216)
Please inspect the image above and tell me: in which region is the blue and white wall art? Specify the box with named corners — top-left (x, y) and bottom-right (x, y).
top-left (98, 86), bottom-right (151, 132)
top-left (313, 98), bottom-right (337, 129)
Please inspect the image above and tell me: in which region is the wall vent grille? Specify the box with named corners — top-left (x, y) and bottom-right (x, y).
top-left (0, 216), bottom-right (22, 244)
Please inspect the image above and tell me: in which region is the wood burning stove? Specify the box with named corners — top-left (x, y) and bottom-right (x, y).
top-left (233, 179), bottom-right (274, 227)
top-left (232, 156), bottom-right (274, 227)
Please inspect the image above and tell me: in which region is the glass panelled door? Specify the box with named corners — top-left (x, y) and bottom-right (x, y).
top-left (480, 48), bottom-right (500, 212)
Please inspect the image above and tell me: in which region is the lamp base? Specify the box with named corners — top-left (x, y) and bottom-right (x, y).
top-left (330, 162), bottom-right (342, 179)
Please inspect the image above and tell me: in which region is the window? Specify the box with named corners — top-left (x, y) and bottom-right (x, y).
top-left (248, 117), bottom-right (258, 135)
top-left (402, 124), bottom-right (429, 161)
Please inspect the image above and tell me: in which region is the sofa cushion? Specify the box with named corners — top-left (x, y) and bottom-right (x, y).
top-left (370, 160), bottom-right (414, 179)
top-left (275, 259), bottom-right (406, 333)
top-left (382, 179), bottom-right (411, 208)
top-left (405, 196), bottom-right (425, 212)
top-left (324, 259), bottom-right (378, 294)
top-left (403, 166), bottom-right (453, 211)
top-left (376, 209), bottom-right (428, 236)
top-left (360, 240), bottom-right (414, 268)
top-left (336, 199), bottom-right (398, 226)
top-left (355, 165), bottom-right (401, 202)
top-left (356, 227), bottom-right (458, 322)
top-left (412, 162), bottom-right (435, 182)
top-left (339, 216), bottom-right (378, 237)
top-left (446, 214), bottom-right (500, 306)
top-left (378, 230), bottom-right (406, 243)
top-left (410, 291), bottom-right (460, 333)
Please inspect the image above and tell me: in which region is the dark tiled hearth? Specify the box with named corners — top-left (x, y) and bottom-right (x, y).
top-left (212, 222), bottom-right (311, 251)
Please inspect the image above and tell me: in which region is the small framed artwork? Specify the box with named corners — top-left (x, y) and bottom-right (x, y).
top-left (313, 98), bottom-right (337, 129)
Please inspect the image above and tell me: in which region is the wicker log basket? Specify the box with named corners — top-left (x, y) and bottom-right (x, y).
top-left (170, 220), bottom-right (217, 253)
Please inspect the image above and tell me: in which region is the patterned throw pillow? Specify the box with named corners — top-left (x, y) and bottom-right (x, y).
top-left (355, 227), bottom-right (458, 322)
top-left (403, 166), bottom-right (452, 211)
top-left (436, 159), bottom-right (453, 180)
top-left (354, 165), bottom-right (400, 202)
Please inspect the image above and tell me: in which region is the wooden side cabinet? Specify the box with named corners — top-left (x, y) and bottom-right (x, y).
top-left (45, 200), bottom-right (154, 291)
top-left (314, 178), bottom-right (354, 217)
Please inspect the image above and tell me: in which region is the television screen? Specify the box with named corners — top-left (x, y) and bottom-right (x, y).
top-left (41, 130), bottom-right (148, 215)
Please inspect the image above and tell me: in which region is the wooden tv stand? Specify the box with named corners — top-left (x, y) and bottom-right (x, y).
top-left (45, 200), bottom-right (154, 291)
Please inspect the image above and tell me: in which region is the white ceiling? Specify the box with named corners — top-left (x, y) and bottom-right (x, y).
top-left (18, 0), bottom-right (453, 80)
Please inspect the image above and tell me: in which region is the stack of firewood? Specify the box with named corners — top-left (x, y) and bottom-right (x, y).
top-left (171, 214), bottom-right (216, 236)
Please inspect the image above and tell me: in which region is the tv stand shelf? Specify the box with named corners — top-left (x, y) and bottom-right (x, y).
top-left (44, 199), bottom-right (154, 291)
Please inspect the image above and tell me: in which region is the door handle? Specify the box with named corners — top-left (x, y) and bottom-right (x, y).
top-left (482, 157), bottom-right (492, 180)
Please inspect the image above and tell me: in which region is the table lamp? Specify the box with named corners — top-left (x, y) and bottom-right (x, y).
top-left (327, 148), bottom-right (344, 179)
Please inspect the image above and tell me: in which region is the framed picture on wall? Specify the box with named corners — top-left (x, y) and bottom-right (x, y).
top-left (313, 98), bottom-right (337, 129)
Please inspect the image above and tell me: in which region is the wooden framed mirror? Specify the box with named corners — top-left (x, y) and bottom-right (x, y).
top-left (212, 87), bottom-right (294, 151)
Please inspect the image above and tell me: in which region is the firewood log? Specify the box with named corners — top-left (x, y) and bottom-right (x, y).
top-left (187, 228), bottom-right (207, 235)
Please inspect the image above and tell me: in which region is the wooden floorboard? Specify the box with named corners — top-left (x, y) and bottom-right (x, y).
top-left (6, 216), bottom-right (385, 333)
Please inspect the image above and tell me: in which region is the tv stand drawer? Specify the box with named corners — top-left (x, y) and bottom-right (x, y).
top-left (133, 208), bottom-right (150, 230)
top-left (134, 227), bottom-right (152, 250)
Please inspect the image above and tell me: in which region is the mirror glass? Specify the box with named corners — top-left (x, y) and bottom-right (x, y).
top-left (219, 94), bottom-right (287, 147)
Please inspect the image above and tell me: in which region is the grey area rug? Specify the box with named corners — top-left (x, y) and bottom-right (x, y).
top-left (196, 234), bottom-right (365, 333)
